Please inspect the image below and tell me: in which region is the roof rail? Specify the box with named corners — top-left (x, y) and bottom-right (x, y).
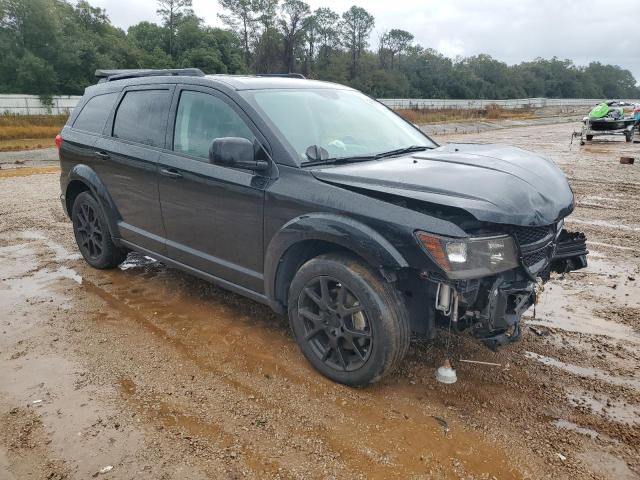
top-left (255, 73), bottom-right (306, 79)
top-left (95, 68), bottom-right (205, 83)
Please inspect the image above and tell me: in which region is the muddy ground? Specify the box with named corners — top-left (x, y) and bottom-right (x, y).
top-left (0, 122), bottom-right (638, 479)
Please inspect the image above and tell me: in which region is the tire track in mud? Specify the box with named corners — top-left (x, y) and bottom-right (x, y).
top-left (76, 262), bottom-right (526, 479)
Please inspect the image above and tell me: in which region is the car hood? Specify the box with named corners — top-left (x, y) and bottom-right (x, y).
top-left (311, 143), bottom-right (574, 227)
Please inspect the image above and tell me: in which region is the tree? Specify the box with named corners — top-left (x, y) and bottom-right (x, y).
top-left (301, 13), bottom-right (317, 75)
top-left (584, 62), bottom-right (639, 98)
top-left (279, 0), bottom-right (310, 73)
top-left (252, 0), bottom-right (280, 72)
top-left (156, 0), bottom-right (193, 58)
top-left (0, 0), bottom-right (638, 99)
top-left (254, 0), bottom-right (278, 30)
top-left (341, 6), bottom-right (374, 79)
top-left (314, 7), bottom-right (340, 63)
top-left (380, 29), bottom-right (413, 69)
top-left (128, 21), bottom-right (167, 53)
top-left (15, 50), bottom-right (57, 94)
top-left (217, 0), bottom-right (260, 64)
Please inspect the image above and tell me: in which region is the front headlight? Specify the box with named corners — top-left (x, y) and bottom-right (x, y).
top-left (415, 231), bottom-right (519, 279)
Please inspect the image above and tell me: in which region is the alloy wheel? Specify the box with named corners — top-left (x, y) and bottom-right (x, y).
top-left (75, 202), bottom-right (104, 260)
top-left (297, 276), bottom-right (372, 372)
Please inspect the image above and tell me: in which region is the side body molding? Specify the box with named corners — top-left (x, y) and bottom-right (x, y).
top-left (264, 213), bottom-right (409, 311)
top-left (66, 164), bottom-right (122, 239)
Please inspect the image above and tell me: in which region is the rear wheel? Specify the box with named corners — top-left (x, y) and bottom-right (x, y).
top-left (586, 134), bottom-right (593, 141)
top-left (72, 191), bottom-right (127, 269)
top-left (288, 253), bottom-right (410, 386)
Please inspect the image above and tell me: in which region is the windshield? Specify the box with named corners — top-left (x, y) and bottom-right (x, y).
top-left (243, 88), bottom-right (436, 164)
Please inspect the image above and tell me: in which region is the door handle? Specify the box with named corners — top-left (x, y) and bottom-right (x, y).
top-left (160, 168), bottom-right (183, 179)
top-left (95, 151), bottom-right (110, 160)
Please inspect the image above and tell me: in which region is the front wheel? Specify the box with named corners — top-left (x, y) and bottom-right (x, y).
top-left (72, 191), bottom-right (127, 269)
top-left (288, 253), bottom-right (410, 386)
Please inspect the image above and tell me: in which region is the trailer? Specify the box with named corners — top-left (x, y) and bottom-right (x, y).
top-left (575, 101), bottom-right (639, 145)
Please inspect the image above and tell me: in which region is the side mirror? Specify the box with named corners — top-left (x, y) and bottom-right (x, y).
top-left (209, 137), bottom-right (269, 173)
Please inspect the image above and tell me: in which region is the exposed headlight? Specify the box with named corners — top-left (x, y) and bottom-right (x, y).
top-left (415, 231), bottom-right (519, 279)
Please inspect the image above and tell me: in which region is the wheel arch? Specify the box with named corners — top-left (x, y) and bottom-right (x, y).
top-left (65, 165), bottom-right (121, 239)
top-left (265, 213), bottom-right (409, 313)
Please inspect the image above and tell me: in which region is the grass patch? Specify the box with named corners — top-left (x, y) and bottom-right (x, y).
top-left (0, 138), bottom-right (56, 152)
top-left (0, 114), bottom-right (68, 141)
top-left (396, 104), bottom-right (535, 124)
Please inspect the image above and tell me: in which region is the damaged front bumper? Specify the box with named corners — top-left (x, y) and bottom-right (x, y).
top-left (433, 229), bottom-right (588, 350)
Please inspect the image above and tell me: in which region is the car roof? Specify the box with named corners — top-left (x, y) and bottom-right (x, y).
top-left (86, 73), bottom-right (352, 95)
top-left (203, 75), bottom-right (351, 91)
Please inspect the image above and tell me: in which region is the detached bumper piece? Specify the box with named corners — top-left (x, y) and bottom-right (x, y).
top-left (551, 230), bottom-right (588, 273)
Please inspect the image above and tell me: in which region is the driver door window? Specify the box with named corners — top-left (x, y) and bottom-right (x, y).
top-left (173, 90), bottom-right (254, 160)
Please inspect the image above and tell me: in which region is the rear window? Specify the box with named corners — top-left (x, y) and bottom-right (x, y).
top-left (72, 92), bottom-right (118, 134)
top-left (112, 89), bottom-right (171, 147)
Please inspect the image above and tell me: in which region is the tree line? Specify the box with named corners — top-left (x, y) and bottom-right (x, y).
top-left (1, 0), bottom-right (638, 99)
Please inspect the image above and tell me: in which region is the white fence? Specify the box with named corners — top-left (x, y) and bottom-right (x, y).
top-left (378, 97), bottom-right (640, 110)
top-left (1, 94), bottom-right (638, 115)
top-left (0, 95), bottom-right (81, 115)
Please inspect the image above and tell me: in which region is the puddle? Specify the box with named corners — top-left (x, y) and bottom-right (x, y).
top-left (0, 259), bottom-right (80, 310)
top-left (19, 230), bottom-right (81, 262)
top-left (566, 388), bottom-right (640, 425)
top-left (577, 450), bottom-right (637, 480)
top-left (0, 232), bottom-right (83, 311)
top-left (0, 239), bottom-right (148, 479)
top-left (525, 351), bottom-right (640, 391)
top-left (524, 256), bottom-right (640, 342)
top-left (553, 419), bottom-right (602, 440)
top-left (525, 283), bottom-right (639, 342)
top-left (56, 266), bottom-right (83, 284)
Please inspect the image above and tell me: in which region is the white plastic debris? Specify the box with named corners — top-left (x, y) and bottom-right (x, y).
top-left (435, 359), bottom-right (457, 384)
top-left (98, 465), bottom-right (113, 474)
top-left (556, 453), bottom-right (567, 462)
top-left (32, 399), bottom-right (42, 405)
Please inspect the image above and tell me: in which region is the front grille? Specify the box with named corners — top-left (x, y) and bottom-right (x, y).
top-left (511, 224), bottom-right (557, 274)
top-left (523, 249), bottom-right (548, 267)
top-left (511, 225), bottom-right (553, 246)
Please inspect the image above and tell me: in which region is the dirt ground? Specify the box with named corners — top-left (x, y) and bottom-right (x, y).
top-left (0, 122), bottom-right (638, 479)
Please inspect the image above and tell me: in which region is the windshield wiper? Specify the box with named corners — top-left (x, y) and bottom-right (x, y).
top-left (302, 155), bottom-right (377, 167)
top-left (302, 145), bottom-right (432, 168)
top-left (373, 145), bottom-right (432, 159)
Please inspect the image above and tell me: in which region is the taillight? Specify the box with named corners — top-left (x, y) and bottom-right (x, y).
top-left (55, 134), bottom-right (63, 150)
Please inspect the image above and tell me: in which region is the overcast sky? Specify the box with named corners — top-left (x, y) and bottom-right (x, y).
top-left (90, 0), bottom-right (640, 82)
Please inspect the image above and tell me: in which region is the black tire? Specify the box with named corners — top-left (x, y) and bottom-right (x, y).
top-left (288, 253), bottom-right (410, 386)
top-left (586, 134), bottom-right (593, 141)
top-left (625, 130), bottom-right (633, 142)
top-left (72, 191), bottom-right (127, 269)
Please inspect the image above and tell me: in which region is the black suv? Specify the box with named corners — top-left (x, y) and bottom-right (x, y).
top-left (58, 69), bottom-right (588, 386)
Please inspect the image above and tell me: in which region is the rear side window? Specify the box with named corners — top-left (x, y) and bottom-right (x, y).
top-left (113, 89), bottom-right (171, 147)
top-left (73, 92), bottom-right (118, 134)
top-left (173, 90), bottom-right (254, 160)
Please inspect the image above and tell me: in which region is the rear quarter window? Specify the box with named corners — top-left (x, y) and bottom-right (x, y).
top-left (72, 92), bottom-right (119, 134)
top-left (112, 89), bottom-right (172, 147)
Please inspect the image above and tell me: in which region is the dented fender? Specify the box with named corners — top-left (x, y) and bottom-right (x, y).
top-left (264, 212), bottom-right (409, 309)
